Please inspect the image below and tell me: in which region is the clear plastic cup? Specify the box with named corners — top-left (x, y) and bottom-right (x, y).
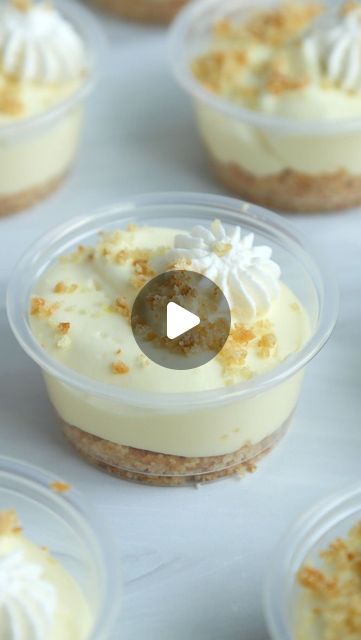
top-left (0, 455), bottom-right (121, 639)
top-left (264, 483), bottom-right (361, 640)
top-left (89, 0), bottom-right (189, 24)
top-left (7, 192), bottom-right (338, 486)
top-left (169, 0), bottom-right (361, 213)
top-left (0, 0), bottom-right (105, 218)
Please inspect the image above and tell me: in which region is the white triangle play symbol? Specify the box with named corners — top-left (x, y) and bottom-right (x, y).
top-left (166, 302), bottom-right (200, 340)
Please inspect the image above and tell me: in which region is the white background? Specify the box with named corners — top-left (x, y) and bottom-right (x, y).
top-left (1, 10), bottom-right (361, 640)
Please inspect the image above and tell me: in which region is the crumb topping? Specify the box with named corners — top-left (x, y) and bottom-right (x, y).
top-left (297, 522), bottom-right (361, 639)
top-left (50, 481), bottom-right (72, 494)
top-left (0, 510), bottom-right (22, 536)
top-left (0, 82), bottom-right (24, 116)
top-left (192, 1), bottom-right (324, 103)
top-left (111, 360), bottom-right (129, 375)
top-left (31, 296), bottom-right (59, 318)
top-left (53, 281), bottom-right (78, 294)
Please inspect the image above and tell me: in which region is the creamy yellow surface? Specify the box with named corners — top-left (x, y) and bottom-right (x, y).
top-left (193, 2), bottom-right (361, 176)
top-left (29, 225), bottom-right (310, 457)
top-left (0, 519), bottom-right (92, 639)
top-left (0, 107), bottom-right (83, 195)
top-left (296, 522), bottom-right (361, 640)
top-left (0, 69), bottom-right (85, 198)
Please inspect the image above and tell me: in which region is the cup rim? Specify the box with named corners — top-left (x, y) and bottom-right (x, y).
top-left (6, 191), bottom-right (339, 410)
top-left (169, 0), bottom-right (361, 135)
top-left (0, 454), bottom-right (121, 640)
top-left (0, 0), bottom-right (107, 139)
top-left (264, 481), bottom-right (361, 640)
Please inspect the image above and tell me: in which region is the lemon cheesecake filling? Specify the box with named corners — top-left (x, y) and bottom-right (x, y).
top-left (0, 0), bottom-right (88, 212)
top-left (29, 221), bottom-right (310, 460)
top-left (0, 510), bottom-right (92, 640)
top-left (193, 1), bottom-right (361, 177)
top-left (296, 522), bottom-right (361, 640)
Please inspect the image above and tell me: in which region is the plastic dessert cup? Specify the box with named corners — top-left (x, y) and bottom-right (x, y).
top-left (264, 482), bottom-right (361, 640)
top-left (89, 0), bottom-right (189, 24)
top-left (170, 0), bottom-right (361, 213)
top-left (0, 455), bottom-right (121, 639)
top-left (7, 193), bottom-right (338, 486)
top-left (0, 0), bottom-right (104, 218)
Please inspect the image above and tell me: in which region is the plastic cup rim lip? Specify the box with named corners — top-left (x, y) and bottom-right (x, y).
top-left (6, 191), bottom-right (339, 411)
top-left (0, 454), bottom-right (121, 640)
top-left (264, 481), bottom-right (361, 640)
top-left (169, 0), bottom-right (361, 136)
top-left (0, 0), bottom-right (106, 139)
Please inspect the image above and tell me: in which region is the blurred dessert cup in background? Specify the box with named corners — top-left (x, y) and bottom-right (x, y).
top-left (89, 0), bottom-right (189, 24)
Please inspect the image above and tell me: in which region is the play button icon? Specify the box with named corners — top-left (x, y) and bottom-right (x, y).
top-left (167, 302), bottom-right (200, 340)
top-left (131, 270), bottom-right (231, 370)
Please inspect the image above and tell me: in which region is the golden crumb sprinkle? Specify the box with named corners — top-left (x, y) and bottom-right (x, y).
top-left (31, 297), bottom-right (59, 318)
top-left (0, 510), bottom-right (22, 535)
top-left (213, 242), bottom-right (233, 257)
top-left (111, 360), bottom-right (129, 375)
top-left (0, 84), bottom-right (24, 116)
top-left (53, 281), bottom-right (78, 294)
top-left (57, 322), bottom-right (70, 334)
top-left (341, 0), bottom-right (360, 15)
top-left (50, 481), bottom-right (72, 494)
top-left (12, 0), bottom-right (32, 12)
top-left (113, 297), bottom-right (131, 319)
top-left (126, 223), bottom-right (138, 232)
top-left (257, 333), bottom-right (277, 358)
top-left (297, 521), bottom-right (361, 638)
top-left (266, 70), bottom-right (308, 95)
top-left (192, 2), bottom-right (323, 100)
top-left (232, 324), bottom-right (255, 344)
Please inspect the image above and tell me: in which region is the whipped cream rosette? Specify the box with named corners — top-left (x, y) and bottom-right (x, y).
top-left (0, 0), bottom-right (101, 216)
top-left (164, 220), bottom-right (281, 322)
top-left (0, 0), bottom-right (86, 84)
top-left (9, 189), bottom-right (333, 487)
top-left (0, 510), bottom-right (91, 640)
top-left (172, 0), bottom-right (361, 212)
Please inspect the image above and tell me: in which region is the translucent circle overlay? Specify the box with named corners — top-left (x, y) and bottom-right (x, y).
top-left (131, 270), bottom-right (231, 370)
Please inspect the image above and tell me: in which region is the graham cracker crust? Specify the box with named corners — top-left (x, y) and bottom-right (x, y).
top-left (0, 170), bottom-right (68, 218)
top-left (211, 157), bottom-right (361, 213)
top-left (91, 0), bottom-right (187, 23)
top-left (63, 419), bottom-right (290, 486)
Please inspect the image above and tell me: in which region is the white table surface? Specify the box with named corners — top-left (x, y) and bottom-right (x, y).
top-left (1, 10), bottom-right (361, 640)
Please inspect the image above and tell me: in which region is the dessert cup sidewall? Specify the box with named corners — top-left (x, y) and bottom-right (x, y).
top-left (170, 0), bottom-right (361, 136)
top-left (41, 369), bottom-right (305, 459)
top-left (264, 484), bottom-right (361, 640)
top-left (0, 456), bottom-right (121, 640)
top-left (0, 106), bottom-right (84, 195)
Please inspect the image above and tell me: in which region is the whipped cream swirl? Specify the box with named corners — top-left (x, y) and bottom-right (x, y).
top-left (0, 1), bottom-right (86, 84)
top-left (0, 549), bottom-right (57, 639)
top-left (302, 6), bottom-right (361, 93)
top-left (165, 220), bottom-right (281, 322)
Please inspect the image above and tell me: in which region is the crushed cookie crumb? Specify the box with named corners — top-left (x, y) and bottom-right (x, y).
top-left (50, 481), bottom-right (72, 494)
top-left (31, 297), bottom-right (59, 318)
top-left (113, 296), bottom-right (130, 319)
top-left (0, 510), bottom-right (22, 535)
top-left (57, 322), bottom-right (70, 334)
top-left (126, 223), bottom-right (138, 232)
top-left (53, 281), bottom-right (78, 294)
top-left (257, 333), bottom-right (277, 358)
top-left (111, 360), bottom-right (129, 375)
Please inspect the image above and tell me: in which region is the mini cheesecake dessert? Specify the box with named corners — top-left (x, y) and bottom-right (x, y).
top-left (0, 509), bottom-right (92, 639)
top-left (0, 0), bottom-right (100, 216)
top-left (27, 217), bottom-right (313, 485)
top-left (296, 522), bottom-right (361, 639)
top-left (90, 0), bottom-right (188, 24)
top-left (172, 0), bottom-right (361, 212)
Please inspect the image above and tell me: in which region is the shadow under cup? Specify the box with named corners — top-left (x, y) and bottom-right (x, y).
top-left (7, 193), bottom-right (338, 486)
